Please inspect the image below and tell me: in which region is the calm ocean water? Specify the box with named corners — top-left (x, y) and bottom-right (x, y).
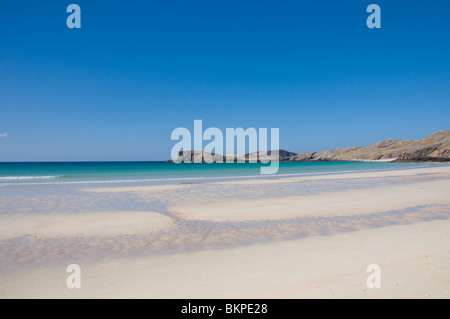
top-left (0, 161), bottom-right (428, 185)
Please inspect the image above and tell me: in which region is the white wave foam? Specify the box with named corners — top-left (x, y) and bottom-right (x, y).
top-left (0, 176), bottom-right (59, 181)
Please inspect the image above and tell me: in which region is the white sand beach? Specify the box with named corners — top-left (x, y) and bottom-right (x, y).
top-left (1, 218), bottom-right (448, 298)
top-left (169, 179), bottom-right (450, 221)
top-left (0, 165), bottom-right (449, 298)
top-left (0, 211), bottom-right (173, 240)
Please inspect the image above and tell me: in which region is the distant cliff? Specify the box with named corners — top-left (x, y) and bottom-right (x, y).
top-left (168, 130), bottom-right (450, 163)
top-left (288, 130), bottom-right (450, 162)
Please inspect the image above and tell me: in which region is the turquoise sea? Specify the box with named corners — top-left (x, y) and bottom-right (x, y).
top-left (0, 161), bottom-right (429, 185)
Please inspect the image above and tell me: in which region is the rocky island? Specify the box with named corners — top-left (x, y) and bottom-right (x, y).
top-left (168, 130), bottom-right (450, 162)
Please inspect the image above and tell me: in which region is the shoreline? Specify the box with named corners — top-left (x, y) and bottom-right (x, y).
top-left (0, 161), bottom-right (440, 187)
top-left (0, 164), bottom-right (449, 298)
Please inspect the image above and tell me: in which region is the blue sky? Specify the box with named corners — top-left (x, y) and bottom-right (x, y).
top-left (1, 0), bottom-right (449, 161)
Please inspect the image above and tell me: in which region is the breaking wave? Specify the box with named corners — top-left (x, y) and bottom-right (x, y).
top-left (0, 176), bottom-right (59, 180)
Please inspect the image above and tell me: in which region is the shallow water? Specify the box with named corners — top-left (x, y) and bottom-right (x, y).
top-left (0, 163), bottom-right (449, 271)
top-left (0, 161), bottom-right (428, 185)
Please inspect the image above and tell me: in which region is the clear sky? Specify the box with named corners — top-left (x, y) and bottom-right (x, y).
top-left (1, 1), bottom-right (449, 161)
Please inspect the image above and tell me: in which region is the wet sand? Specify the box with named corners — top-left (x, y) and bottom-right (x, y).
top-left (0, 165), bottom-right (449, 298)
top-left (0, 211), bottom-right (173, 240)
